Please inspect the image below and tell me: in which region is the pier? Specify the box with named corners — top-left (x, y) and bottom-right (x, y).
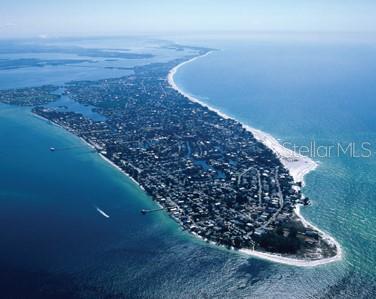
top-left (48, 145), bottom-right (96, 153)
top-left (141, 207), bottom-right (164, 215)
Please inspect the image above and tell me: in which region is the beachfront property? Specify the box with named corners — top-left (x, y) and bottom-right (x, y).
top-left (0, 44), bottom-right (338, 262)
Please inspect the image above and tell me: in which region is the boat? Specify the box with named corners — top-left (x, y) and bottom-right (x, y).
top-left (96, 206), bottom-right (110, 218)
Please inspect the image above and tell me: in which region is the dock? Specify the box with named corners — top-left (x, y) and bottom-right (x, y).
top-left (141, 207), bottom-right (164, 215)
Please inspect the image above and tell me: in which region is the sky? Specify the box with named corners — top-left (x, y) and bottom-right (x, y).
top-left (1, 1), bottom-right (376, 38)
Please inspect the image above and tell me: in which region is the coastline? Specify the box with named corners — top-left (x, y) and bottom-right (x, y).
top-left (32, 112), bottom-right (147, 193)
top-left (33, 111), bottom-right (171, 218)
top-left (168, 52), bottom-right (342, 267)
top-left (168, 53), bottom-right (317, 185)
top-left (31, 51), bottom-right (342, 267)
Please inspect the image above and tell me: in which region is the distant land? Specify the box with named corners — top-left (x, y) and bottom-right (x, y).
top-left (0, 58), bottom-right (93, 70)
top-left (0, 42), bottom-right (154, 60)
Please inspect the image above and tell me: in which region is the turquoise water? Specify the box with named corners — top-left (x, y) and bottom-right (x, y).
top-left (174, 37), bottom-right (376, 295)
top-left (1, 36), bottom-right (376, 298)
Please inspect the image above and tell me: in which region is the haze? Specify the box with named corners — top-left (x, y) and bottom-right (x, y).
top-left (1, 0), bottom-right (376, 38)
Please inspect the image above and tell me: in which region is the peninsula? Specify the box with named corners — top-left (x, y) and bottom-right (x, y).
top-left (0, 44), bottom-right (341, 266)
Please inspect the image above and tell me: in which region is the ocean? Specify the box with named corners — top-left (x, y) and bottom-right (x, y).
top-left (0, 35), bottom-right (375, 298)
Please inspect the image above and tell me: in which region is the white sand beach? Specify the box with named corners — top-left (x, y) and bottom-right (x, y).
top-left (33, 52), bottom-right (342, 267)
top-left (168, 52), bottom-right (342, 267)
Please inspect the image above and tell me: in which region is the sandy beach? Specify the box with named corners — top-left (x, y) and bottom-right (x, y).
top-left (33, 52), bottom-right (342, 267)
top-left (168, 52), bottom-right (342, 267)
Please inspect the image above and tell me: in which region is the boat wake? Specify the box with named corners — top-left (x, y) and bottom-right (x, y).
top-left (95, 206), bottom-right (110, 218)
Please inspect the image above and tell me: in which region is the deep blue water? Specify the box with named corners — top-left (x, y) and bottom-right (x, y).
top-left (1, 36), bottom-right (376, 298)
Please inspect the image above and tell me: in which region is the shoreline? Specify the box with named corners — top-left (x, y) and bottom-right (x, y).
top-left (31, 51), bottom-right (342, 267)
top-left (33, 112), bottom-right (171, 213)
top-left (32, 112), bottom-right (147, 193)
top-left (168, 52), bottom-right (342, 267)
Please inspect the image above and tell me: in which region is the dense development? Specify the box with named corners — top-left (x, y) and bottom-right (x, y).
top-left (0, 46), bottom-right (337, 260)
